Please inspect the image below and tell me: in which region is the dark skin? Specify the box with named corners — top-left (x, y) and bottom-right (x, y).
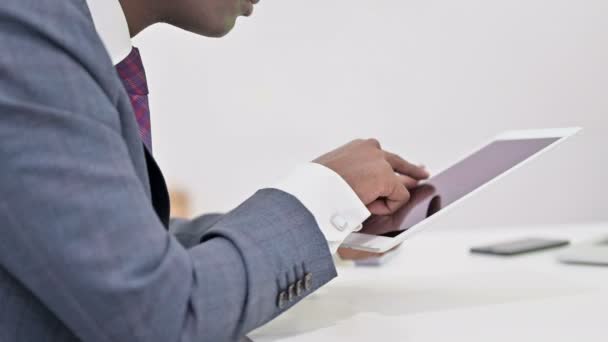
top-left (119, 0), bottom-right (259, 37)
top-left (118, 0), bottom-right (429, 259)
top-left (338, 184), bottom-right (440, 260)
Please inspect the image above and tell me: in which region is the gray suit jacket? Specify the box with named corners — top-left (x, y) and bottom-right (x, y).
top-left (0, 1), bottom-right (337, 341)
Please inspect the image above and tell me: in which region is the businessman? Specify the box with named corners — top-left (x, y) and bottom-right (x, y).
top-left (0, 0), bottom-right (428, 341)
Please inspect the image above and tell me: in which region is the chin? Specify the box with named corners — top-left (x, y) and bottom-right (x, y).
top-left (202, 26), bottom-right (233, 37)
top-left (197, 15), bottom-right (238, 38)
top-left (167, 14), bottom-right (237, 38)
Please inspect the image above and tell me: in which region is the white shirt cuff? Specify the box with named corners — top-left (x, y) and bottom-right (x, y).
top-left (272, 163), bottom-right (371, 254)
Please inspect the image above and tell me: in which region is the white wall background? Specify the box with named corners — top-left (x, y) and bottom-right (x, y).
top-left (134, 0), bottom-right (607, 229)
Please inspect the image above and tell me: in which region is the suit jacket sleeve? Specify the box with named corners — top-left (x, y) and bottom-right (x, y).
top-left (0, 1), bottom-right (337, 341)
top-left (170, 214), bottom-right (224, 248)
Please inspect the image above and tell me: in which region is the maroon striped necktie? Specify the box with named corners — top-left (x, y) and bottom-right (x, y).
top-left (115, 47), bottom-right (153, 152)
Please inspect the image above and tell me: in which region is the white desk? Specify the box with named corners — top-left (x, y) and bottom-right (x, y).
top-left (251, 222), bottom-right (608, 341)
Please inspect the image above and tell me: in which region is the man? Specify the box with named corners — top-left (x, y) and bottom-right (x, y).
top-left (0, 0), bottom-right (428, 341)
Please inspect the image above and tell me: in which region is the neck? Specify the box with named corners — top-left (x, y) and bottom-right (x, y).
top-left (118, 0), bottom-right (164, 37)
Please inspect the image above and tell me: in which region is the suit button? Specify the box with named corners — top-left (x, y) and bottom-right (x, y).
top-left (331, 215), bottom-right (348, 231)
top-left (296, 279), bottom-right (304, 296)
top-left (304, 273), bottom-right (313, 290)
top-left (277, 291), bottom-right (288, 309)
top-left (288, 284), bottom-right (296, 301)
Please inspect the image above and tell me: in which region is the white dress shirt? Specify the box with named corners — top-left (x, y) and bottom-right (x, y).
top-left (85, 0), bottom-right (371, 254)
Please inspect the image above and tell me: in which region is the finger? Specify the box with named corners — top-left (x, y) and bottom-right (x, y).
top-left (367, 199), bottom-right (387, 216)
top-left (365, 138), bottom-right (381, 149)
top-left (397, 174), bottom-right (419, 189)
top-left (337, 243), bottom-right (402, 260)
top-left (384, 151), bottom-right (429, 179)
top-left (337, 248), bottom-right (379, 261)
top-left (384, 179), bottom-right (410, 213)
top-left (385, 151), bottom-right (429, 179)
top-left (368, 178), bottom-right (411, 215)
top-left (367, 199), bottom-right (392, 216)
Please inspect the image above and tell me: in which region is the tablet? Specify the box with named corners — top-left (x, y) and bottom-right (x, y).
top-left (340, 127), bottom-right (581, 253)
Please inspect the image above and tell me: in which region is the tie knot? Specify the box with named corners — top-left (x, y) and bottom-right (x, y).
top-left (116, 47), bottom-right (149, 96)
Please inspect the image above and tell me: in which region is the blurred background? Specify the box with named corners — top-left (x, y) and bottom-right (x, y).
top-left (134, 0), bottom-right (607, 229)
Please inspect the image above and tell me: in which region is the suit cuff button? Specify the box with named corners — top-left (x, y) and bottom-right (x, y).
top-left (304, 273), bottom-right (313, 291)
top-left (277, 291), bottom-right (288, 309)
top-left (296, 279), bottom-right (304, 296)
top-left (288, 284), bottom-right (296, 302)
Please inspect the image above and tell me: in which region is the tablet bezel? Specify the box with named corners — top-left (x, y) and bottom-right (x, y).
top-left (340, 127), bottom-right (582, 253)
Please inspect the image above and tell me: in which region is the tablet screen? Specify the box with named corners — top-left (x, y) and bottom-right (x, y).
top-left (362, 137), bottom-right (561, 238)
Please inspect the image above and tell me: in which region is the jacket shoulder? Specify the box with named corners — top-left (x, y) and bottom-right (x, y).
top-left (0, 0), bottom-right (125, 130)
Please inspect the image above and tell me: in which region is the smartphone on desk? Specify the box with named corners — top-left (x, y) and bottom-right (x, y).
top-left (470, 238), bottom-right (570, 256)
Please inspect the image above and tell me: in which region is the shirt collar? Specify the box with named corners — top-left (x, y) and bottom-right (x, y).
top-left (85, 0), bottom-right (133, 65)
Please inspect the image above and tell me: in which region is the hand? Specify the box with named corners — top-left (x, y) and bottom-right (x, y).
top-left (359, 184), bottom-right (439, 236)
top-left (337, 245), bottom-right (401, 261)
top-left (314, 139), bottom-right (429, 215)
top-left (338, 184), bottom-right (440, 261)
